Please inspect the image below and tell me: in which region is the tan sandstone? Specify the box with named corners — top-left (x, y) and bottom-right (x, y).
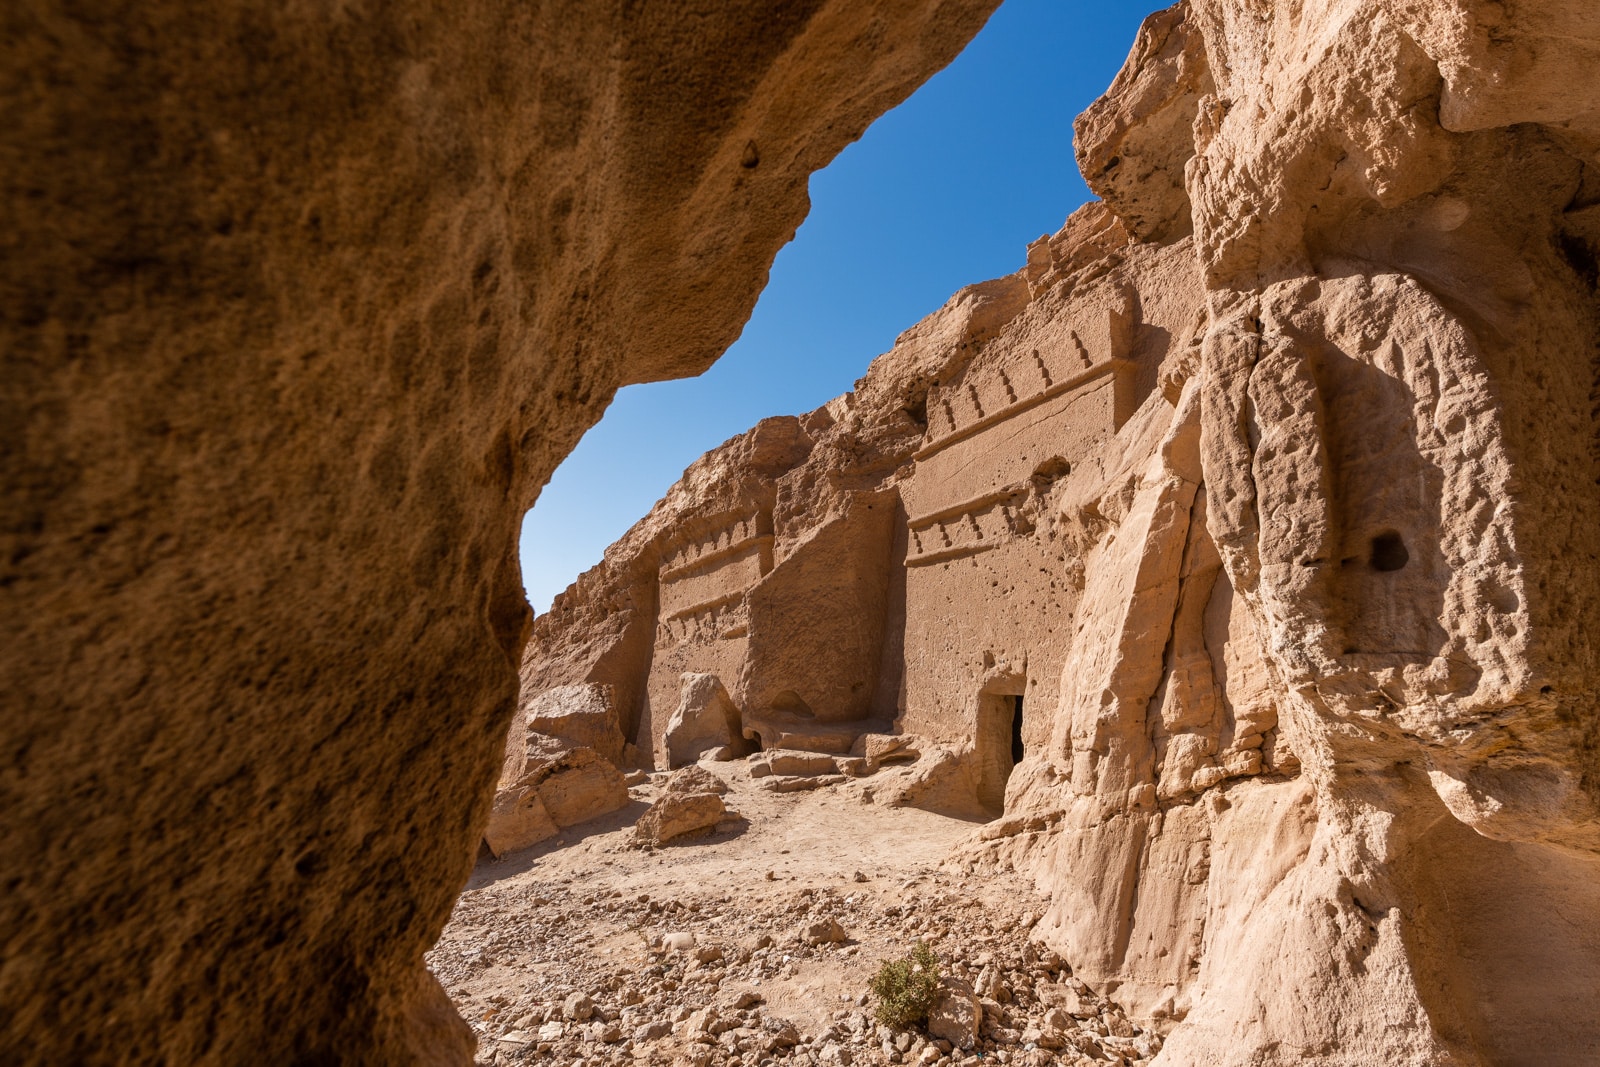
top-left (521, 682), bottom-right (627, 767)
top-left (520, 2), bottom-right (1600, 1063)
top-left (634, 791), bottom-right (729, 848)
top-left (0, 2), bottom-right (1001, 1063)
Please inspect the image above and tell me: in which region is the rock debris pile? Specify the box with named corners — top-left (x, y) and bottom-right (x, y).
top-left (433, 766), bottom-right (1155, 1067)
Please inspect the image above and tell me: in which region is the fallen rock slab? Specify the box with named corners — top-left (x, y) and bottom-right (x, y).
top-left (523, 683), bottom-right (627, 766)
top-left (753, 750), bottom-right (838, 777)
top-left (763, 774), bottom-right (848, 793)
top-left (483, 786), bottom-right (559, 858)
top-left (484, 741), bottom-right (628, 856)
top-left (634, 791), bottom-right (727, 846)
top-left (536, 748), bottom-right (629, 828)
top-left (665, 673), bottom-right (744, 769)
top-left (664, 765), bottom-right (729, 795)
top-left (927, 977), bottom-right (980, 1051)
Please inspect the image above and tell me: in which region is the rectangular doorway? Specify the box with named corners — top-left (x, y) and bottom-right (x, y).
top-left (977, 687), bottom-right (1024, 814)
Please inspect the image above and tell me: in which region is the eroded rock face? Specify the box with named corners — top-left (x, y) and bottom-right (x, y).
top-left (523, 682), bottom-right (627, 767)
top-left (665, 672), bottom-right (745, 769)
top-left (522, 2), bottom-right (1600, 1062)
top-left (0, 3), bottom-right (1002, 1063)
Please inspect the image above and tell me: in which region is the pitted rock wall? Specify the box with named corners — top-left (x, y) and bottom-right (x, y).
top-left (0, 3), bottom-right (1002, 1064)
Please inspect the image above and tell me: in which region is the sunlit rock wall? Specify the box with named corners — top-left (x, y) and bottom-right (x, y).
top-left (523, 2), bottom-right (1600, 1063)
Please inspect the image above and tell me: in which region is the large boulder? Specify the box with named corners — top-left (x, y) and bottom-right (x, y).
top-left (632, 791), bottom-right (727, 847)
top-left (662, 765), bottom-right (729, 796)
top-left (482, 783), bottom-right (558, 858)
top-left (482, 737), bottom-right (628, 857)
top-left (926, 977), bottom-right (980, 1050)
top-left (664, 673), bottom-right (744, 768)
top-left (522, 683), bottom-right (626, 767)
top-left (531, 747), bottom-right (629, 829)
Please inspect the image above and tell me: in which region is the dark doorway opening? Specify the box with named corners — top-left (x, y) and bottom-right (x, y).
top-left (1010, 694), bottom-right (1024, 764)
top-left (976, 682), bottom-right (1026, 815)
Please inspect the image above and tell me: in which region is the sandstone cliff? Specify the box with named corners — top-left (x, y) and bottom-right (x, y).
top-left (0, 3), bottom-right (1001, 1064)
top-left (523, 3), bottom-right (1600, 1063)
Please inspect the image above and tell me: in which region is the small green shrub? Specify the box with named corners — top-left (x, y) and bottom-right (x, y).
top-left (869, 940), bottom-right (940, 1028)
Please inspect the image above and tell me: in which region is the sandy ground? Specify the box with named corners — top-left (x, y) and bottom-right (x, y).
top-left (430, 759), bottom-right (1159, 1066)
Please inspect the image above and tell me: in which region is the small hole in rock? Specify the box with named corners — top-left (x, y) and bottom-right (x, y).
top-left (1032, 456), bottom-right (1071, 482)
top-left (1370, 531), bottom-right (1408, 572)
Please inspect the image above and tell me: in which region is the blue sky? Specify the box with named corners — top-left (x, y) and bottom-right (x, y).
top-left (520, 0), bottom-right (1155, 613)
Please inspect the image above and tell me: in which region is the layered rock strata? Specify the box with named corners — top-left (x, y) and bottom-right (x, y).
top-left (524, 2), bottom-right (1600, 1063)
top-left (0, 3), bottom-right (1001, 1064)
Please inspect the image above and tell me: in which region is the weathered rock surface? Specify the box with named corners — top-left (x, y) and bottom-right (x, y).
top-left (530, 747), bottom-right (628, 830)
top-left (0, 2), bottom-right (1001, 1063)
top-left (851, 733), bottom-right (921, 769)
top-left (520, 2), bottom-right (1600, 1063)
top-left (661, 764), bottom-right (730, 797)
top-left (755, 750), bottom-right (841, 778)
top-left (483, 780), bottom-right (559, 859)
top-left (926, 977), bottom-right (981, 1051)
top-left (665, 672), bottom-right (745, 768)
top-left (633, 791), bottom-right (728, 848)
top-left (797, 917), bottom-right (848, 946)
top-left (522, 683), bottom-right (626, 767)
top-left (483, 726), bottom-right (628, 858)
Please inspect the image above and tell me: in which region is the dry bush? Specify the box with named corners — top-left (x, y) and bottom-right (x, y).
top-left (869, 941), bottom-right (940, 1028)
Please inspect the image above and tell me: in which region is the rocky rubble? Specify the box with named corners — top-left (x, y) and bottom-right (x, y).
top-left (433, 768), bottom-right (1158, 1067)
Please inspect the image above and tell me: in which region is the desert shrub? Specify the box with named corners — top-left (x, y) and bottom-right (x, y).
top-left (869, 940), bottom-right (940, 1028)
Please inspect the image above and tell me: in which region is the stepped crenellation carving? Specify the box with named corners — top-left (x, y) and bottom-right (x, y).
top-left (917, 336), bottom-right (1113, 460)
top-left (905, 485), bottom-right (1032, 567)
top-left (658, 512), bottom-right (770, 581)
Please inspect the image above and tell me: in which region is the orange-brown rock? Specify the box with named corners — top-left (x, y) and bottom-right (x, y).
top-left (633, 789), bottom-right (728, 847)
top-left (0, 3), bottom-right (1001, 1064)
top-left (523, 682), bottom-right (627, 767)
top-left (661, 764), bottom-right (729, 797)
top-left (522, 2), bottom-right (1600, 1063)
top-left (664, 672), bottom-right (746, 768)
top-left (483, 736), bottom-right (627, 858)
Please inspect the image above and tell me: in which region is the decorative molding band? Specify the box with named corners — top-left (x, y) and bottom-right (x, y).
top-left (915, 360), bottom-right (1112, 461)
top-left (663, 589), bottom-right (746, 624)
top-left (659, 533), bottom-right (773, 584)
top-left (906, 541), bottom-right (998, 568)
top-left (906, 485), bottom-right (1027, 531)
